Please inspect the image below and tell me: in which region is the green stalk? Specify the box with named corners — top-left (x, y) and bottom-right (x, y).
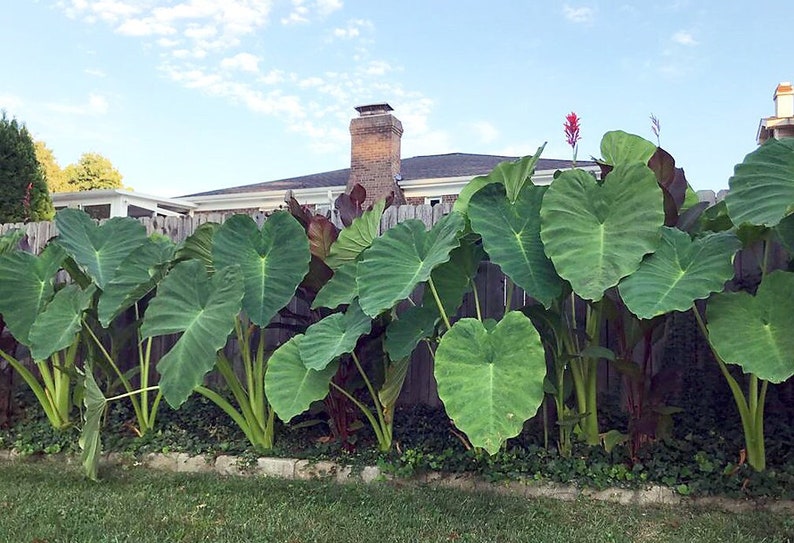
top-left (504, 278), bottom-right (514, 316)
top-left (351, 352), bottom-right (391, 450)
top-left (0, 349), bottom-right (68, 429)
top-left (693, 305), bottom-right (765, 471)
top-left (427, 277), bottom-right (452, 331)
top-left (329, 382), bottom-right (387, 450)
top-left (472, 282), bottom-right (483, 322)
top-left (195, 386), bottom-right (258, 447)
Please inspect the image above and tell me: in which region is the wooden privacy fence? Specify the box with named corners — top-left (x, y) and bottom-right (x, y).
top-left (0, 193), bottom-right (788, 408)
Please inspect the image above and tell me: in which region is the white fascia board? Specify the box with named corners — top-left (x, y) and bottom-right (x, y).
top-left (187, 186), bottom-right (346, 212)
top-left (52, 189), bottom-right (197, 211)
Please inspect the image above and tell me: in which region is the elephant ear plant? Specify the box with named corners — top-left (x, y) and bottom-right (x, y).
top-left (693, 137), bottom-right (794, 471)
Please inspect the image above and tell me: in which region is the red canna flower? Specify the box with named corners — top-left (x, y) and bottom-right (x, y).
top-left (564, 112), bottom-right (581, 166)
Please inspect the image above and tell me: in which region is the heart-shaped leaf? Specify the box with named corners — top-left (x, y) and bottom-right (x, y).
top-left (434, 311), bottom-right (546, 455)
top-left (0, 244), bottom-right (66, 345)
top-left (358, 211), bottom-right (464, 317)
top-left (29, 284), bottom-right (96, 361)
top-left (97, 236), bottom-right (176, 327)
top-left (325, 199), bottom-right (385, 270)
top-left (725, 138), bottom-right (794, 227)
top-left (311, 261), bottom-right (358, 310)
top-left (141, 260), bottom-right (243, 408)
top-left (453, 144), bottom-right (546, 214)
top-left (55, 208), bottom-right (148, 290)
top-left (174, 222), bottom-right (220, 274)
top-left (265, 335), bottom-right (339, 423)
top-left (707, 271), bottom-right (794, 383)
top-left (600, 130), bottom-right (657, 166)
top-left (213, 212), bottom-right (309, 327)
top-left (775, 213), bottom-right (794, 255)
top-left (469, 183), bottom-right (562, 307)
top-left (384, 305), bottom-right (438, 361)
top-left (299, 300), bottom-right (372, 371)
top-left (540, 164), bottom-right (664, 301)
top-left (619, 228), bottom-right (741, 319)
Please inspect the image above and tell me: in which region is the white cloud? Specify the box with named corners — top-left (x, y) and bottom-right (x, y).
top-left (470, 121), bottom-right (499, 144)
top-left (45, 93), bottom-right (109, 116)
top-left (282, 0), bottom-right (342, 25)
top-left (672, 30), bottom-right (698, 46)
top-left (563, 5), bottom-right (595, 24)
top-left (364, 60), bottom-right (392, 76)
top-left (220, 52), bottom-right (260, 73)
top-left (84, 67), bottom-right (107, 77)
top-left (116, 17), bottom-right (176, 36)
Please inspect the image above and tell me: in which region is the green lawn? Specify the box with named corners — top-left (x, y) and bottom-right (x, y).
top-left (0, 461), bottom-right (790, 543)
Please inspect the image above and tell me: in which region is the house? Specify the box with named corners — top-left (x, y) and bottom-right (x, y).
top-left (49, 103), bottom-right (597, 218)
top-left (757, 82), bottom-right (794, 143)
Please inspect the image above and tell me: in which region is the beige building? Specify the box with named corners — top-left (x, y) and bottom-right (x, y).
top-left (757, 82), bottom-right (794, 143)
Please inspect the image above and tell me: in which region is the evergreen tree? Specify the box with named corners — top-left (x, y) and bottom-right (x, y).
top-left (63, 152), bottom-right (123, 191)
top-left (0, 113), bottom-right (54, 223)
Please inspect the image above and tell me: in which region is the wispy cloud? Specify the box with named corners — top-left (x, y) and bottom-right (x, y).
top-left (55, 0), bottom-right (443, 161)
top-left (220, 52), bottom-right (260, 73)
top-left (45, 93), bottom-right (109, 116)
top-left (671, 30), bottom-right (698, 46)
top-left (0, 93), bottom-right (24, 113)
top-left (470, 121), bottom-right (499, 144)
top-left (563, 4), bottom-right (595, 24)
top-left (84, 67), bottom-right (107, 77)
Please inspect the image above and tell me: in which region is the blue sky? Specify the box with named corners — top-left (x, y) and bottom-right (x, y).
top-left (1, 1), bottom-right (790, 196)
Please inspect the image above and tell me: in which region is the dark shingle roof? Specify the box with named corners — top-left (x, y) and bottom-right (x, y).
top-left (183, 153), bottom-right (594, 197)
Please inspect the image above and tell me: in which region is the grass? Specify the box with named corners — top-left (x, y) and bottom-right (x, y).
top-left (0, 461), bottom-right (791, 543)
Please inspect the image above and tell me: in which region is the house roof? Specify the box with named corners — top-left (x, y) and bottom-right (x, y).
top-left (183, 153), bottom-right (592, 197)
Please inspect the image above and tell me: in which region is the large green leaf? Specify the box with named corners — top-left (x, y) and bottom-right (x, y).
top-left (358, 211), bottom-right (465, 317)
top-left (97, 237), bottom-right (176, 327)
top-left (212, 212), bottom-right (309, 327)
top-left (265, 335), bottom-right (339, 423)
top-left (325, 199), bottom-right (385, 270)
top-left (0, 229), bottom-right (25, 255)
top-left (80, 365), bottom-right (106, 481)
top-left (453, 144), bottom-right (546, 213)
top-left (311, 261), bottom-right (358, 310)
top-left (600, 130), bottom-right (657, 166)
top-left (619, 228), bottom-right (741, 319)
top-left (706, 271), bottom-right (794, 384)
top-left (141, 261), bottom-right (243, 408)
top-left (775, 213), bottom-right (794, 255)
top-left (0, 244), bottom-right (66, 345)
top-left (469, 183), bottom-right (562, 308)
top-left (174, 222), bottom-right (220, 273)
top-left (434, 311), bottom-right (546, 455)
top-left (384, 305), bottom-right (438, 361)
top-left (299, 301), bottom-right (372, 371)
top-left (423, 236), bottom-right (484, 319)
top-left (540, 165), bottom-right (664, 301)
top-left (725, 138), bottom-right (794, 227)
top-left (54, 208), bottom-right (148, 290)
top-left (29, 284), bottom-right (96, 361)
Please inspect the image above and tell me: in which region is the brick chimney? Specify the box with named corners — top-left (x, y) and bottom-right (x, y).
top-left (774, 82), bottom-right (794, 118)
top-left (758, 82), bottom-right (794, 144)
top-left (348, 103), bottom-right (406, 206)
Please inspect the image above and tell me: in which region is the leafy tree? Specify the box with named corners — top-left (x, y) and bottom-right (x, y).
top-left (0, 113), bottom-right (54, 223)
top-left (63, 152), bottom-right (123, 191)
top-left (34, 140), bottom-right (68, 193)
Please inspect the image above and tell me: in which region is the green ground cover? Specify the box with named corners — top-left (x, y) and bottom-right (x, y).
top-left (0, 462), bottom-right (790, 543)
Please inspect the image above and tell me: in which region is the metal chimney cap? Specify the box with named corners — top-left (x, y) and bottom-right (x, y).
top-left (354, 103), bottom-right (394, 116)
